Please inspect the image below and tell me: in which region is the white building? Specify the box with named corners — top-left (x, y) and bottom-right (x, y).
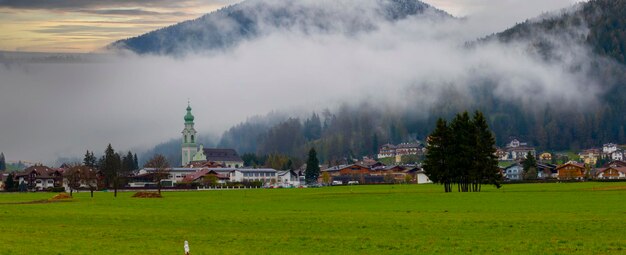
top-left (415, 170), bottom-right (432, 184)
top-left (131, 167), bottom-right (279, 187)
top-left (231, 168), bottom-right (278, 183)
top-left (377, 144), bottom-right (397, 159)
top-left (596, 165), bottom-right (626, 179)
top-left (603, 143), bottom-right (618, 155)
top-left (501, 139), bottom-right (535, 161)
top-left (504, 164), bottom-right (524, 181)
top-left (611, 151), bottom-right (624, 161)
top-left (277, 170), bottom-right (301, 186)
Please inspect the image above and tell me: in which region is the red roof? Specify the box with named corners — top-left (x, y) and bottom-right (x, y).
top-left (597, 166), bottom-right (626, 175)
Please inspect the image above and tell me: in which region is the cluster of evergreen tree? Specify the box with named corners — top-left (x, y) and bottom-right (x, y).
top-left (84, 145), bottom-right (139, 197)
top-left (4, 173), bottom-right (17, 192)
top-left (220, 105), bottom-right (415, 164)
top-left (241, 153), bottom-right (303, 170)
top-left (305, 148), bottom-right (320, 184)
top-left (423, 111), bottom-right (501, 193)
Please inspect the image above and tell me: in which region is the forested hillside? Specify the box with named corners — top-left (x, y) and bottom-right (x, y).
top-left (217, 0), bottom-right (626, 163)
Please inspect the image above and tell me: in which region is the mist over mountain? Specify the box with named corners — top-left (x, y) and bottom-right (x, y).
top-left (491, 0), bottom-right (626, 65)
top-left (110, 0), bottom-right (452, 55)
top-left (4, 0), bottom-right (625, 165)
top-left (214, 0), bottom-right (626, 163)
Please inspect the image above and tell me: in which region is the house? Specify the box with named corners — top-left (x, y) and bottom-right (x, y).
top-left (61, 166), bottom-right (99, 191)
top-left (230, 168), bottom-right (278, 183)
top-left (404, 167), bottom-right (432, 184)
top-left (375, 165), bottom-right (408, 183)
top-left (537, 163), bottom-right (558, 179)
top-left (610, 151), bottom-right (623, 161)
top-left (277, 170), bottom-right (301, 186)
top-left (130, 167), bottom-right (279, 187)
top-left (395, 143), bottom-right (422, 157)
top-left (503, 163), bottom-right (524, 181)
top-left (604, 160), bottom-right (626, 168)
top-left (579, 149), bottom-right (601, 166)
top-left (596, 164), bottom-right (626, 179)
top-left (130, 167), bottom-right (205, 187)
top-left (377, 142), bottom-right (423, 162)
top-left (539, 152), bottom-right (552, 161)
top-left (501, 139), bottom-right (536, 161)
top-left (13, 165), bottom-right (63, 191)
top-left (377, 144), bottom-right (397, 159)
top-left (495, 149), bottom-right (508, 161)
top-left (556, 161), bottom-right (586, 180)
top-left (603, 143), bottom-right (618, 155)
top-left (321, 164), bottom-right (390, 184)
top-left (375, 165), bottom-right (405, 174)
top-left (181, 169), bottom-right (229, 184)
top-left (338, 164), bottom-right (371, 176)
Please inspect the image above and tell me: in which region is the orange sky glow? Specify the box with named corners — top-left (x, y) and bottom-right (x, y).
top-left (0, 0), bottom-right (582, 53)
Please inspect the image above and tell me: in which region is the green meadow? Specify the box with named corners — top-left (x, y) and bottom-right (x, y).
top-left (1, 183), bottom-right (625, 254)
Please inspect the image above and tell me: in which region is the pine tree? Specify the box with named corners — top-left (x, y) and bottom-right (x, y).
top-left (123, 151), bottom-right (134, 172)
top-left (0, 152), bottom-right (6, 171)
top-left (101, 144), bottom-right (122, 197)
top-left (133, 153), bottom-right (139, 170)
top-left (303, 113), bottom-right (322, 141)
top-left (305, 148), bottom-right (320, 184)
top-left (83, 150), bottom-right (97, 168)
top-left (423, 118), bottom-right (453, 192)
top-left (472, 111), bottom-right (501, 190)
top-left (522, 151), bottom-right (538, 180)
top-left (450, 112), bottom-right (475, 192)
top-left (4, 173), bottom-right (14, 191)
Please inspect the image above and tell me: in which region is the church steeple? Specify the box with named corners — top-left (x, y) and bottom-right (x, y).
top-left (181, 101), bottom-right (197, 166)
top-left (184, 101), bottom-right (194, 123)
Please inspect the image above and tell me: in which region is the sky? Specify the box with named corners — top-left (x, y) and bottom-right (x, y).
top-left (0, 0), bottom-right (592, 165)
top-left (0, 0), bottom-right (584, 52)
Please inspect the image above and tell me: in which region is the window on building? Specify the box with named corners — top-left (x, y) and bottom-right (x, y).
top-left (191, 135), bottom-right (194, 143)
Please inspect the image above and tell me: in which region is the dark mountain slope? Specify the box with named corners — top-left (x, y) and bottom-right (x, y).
top-left (110, 0), bottom-right (451, 55)
top-left (493, 0), bottom-right (626, 64)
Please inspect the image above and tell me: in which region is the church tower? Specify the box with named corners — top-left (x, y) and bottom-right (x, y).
top-left (181, 102), bottom-right (197, 167)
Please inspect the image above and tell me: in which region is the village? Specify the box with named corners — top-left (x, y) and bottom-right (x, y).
top-left (1, 104), bottom-right (626, 193)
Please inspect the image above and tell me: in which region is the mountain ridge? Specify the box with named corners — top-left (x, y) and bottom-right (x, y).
top-left (109, 0), bottom-right (452, 55)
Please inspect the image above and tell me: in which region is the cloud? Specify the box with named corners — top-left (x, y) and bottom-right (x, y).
top-left (0, 0), bottom-right (238, 10)
top-left (76, 9), bottom-right (187, 16)
top-left (31, 25), bottom-right (141, 34)
top-left (0, 0), bottom-right (608, 164)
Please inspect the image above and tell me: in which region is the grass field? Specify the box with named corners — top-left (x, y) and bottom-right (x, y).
top-left (1, 183), bottom-right (625, 254)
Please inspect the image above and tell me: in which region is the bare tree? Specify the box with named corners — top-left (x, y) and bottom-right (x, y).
top-left (81, 166), bottom-right (99, 198)
top-left (144, 154), bottom-right (171, 194)
top-left (64, 165), bottom-right (82, 197)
